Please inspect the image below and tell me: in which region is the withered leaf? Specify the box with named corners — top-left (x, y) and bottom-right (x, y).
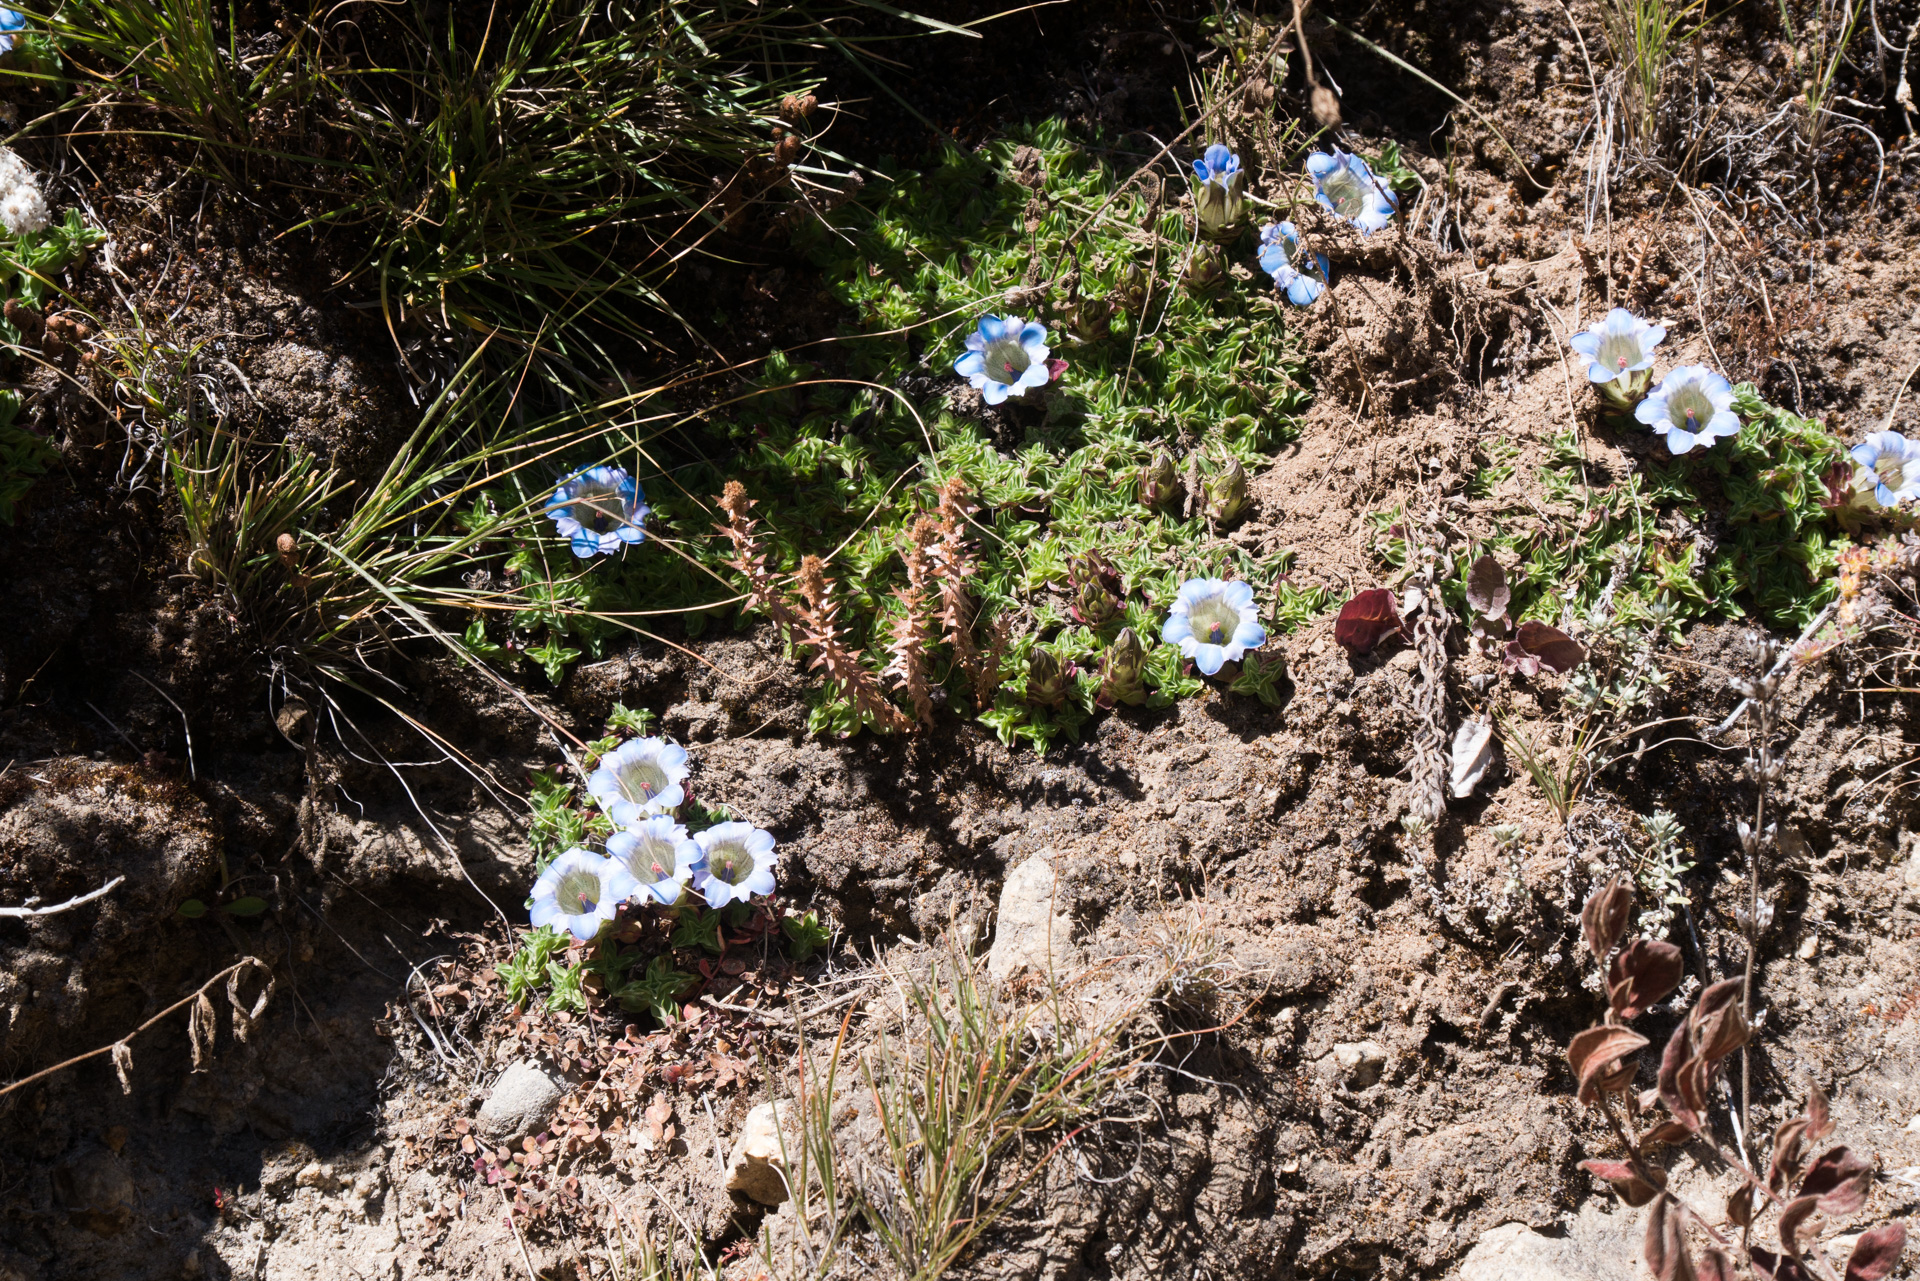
top-left (1334, 588), bottom-right (1402, 655)
top-left (1689, 979), bottom-right (1751, 1063)
top-left (1582, 876), bottom-right (1634, 963)
top-left (1798, 1145), bottom-right (1873, 1215)
top-left (1657, 1023), bottom-right (1700, 1133)
top-left (1726, 1184), bottom-right (1756, 1230)
top-left (1568, 1025), bottom-right (1650, 1104)
top-left (1752, 1249), bottom-right (1813, 1281)
top-left (1779, 1196), bottom-right (1820, 1259)
top-left (1579, 1158), bottom-right (1663, 1207)
top-left (1466, 555), bottom-right (1511, 620)
top-left (1677, 1056), bottom-right (1714, 1122)
top-left (1843, 1223), bottom-right (1907, 1281)
top-left (1511, 620), bottom-right (1586, 673)
top-left (1697, 1247), bottom-right (1736, 1281)
top-left (1644, 1193), bottom-right (1697, 1281)
top-left (1608, 938), bottom-right (1684, 1020)
top-left (1643, 1120), bottom-right (1694, 1148)
top-left (1769, 1118), bottom-right (1809, 1194)
top-left (1807, 1081), bottom-right (1834, 1143)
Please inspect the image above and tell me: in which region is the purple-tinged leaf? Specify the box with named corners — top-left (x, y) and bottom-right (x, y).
top-left (1727, 1185), bottom-right (1756, 1230)
top-left (1689, 978), bottom-right (1751, 1063)
top-left (1779, 1196), bottom-right (1820, 1259)
top-left (1513, 620), bottom-right (1586, 673)
top-left (1799, 1146), bottom-right (1873, 1215)
top-left (1580, 1159), bottom-right (1663, 1207)
top-left (1569, 1025), bottom-right (1649, 1104)
top-left (1844, 1223), bottom-right (1907, 1281)
top-left (1752, 1248), bottom-right (1813, 1281)
top-left (1581, 876), bottom-right (1634, 963)
top-left (1769, 1118), bottom-right (1809, 1194)
top-left (1698, 1247), bottom-right (1736, 1281)
top-left (1807, 1081), bottom-right (1834, 1143)
top-left (1608, 938), bottom-right (1684, 1020)
top-left (1657, 1022), bottom-right (1699, 1133)
top-left (1466, 555), bottom-right (1510, 620)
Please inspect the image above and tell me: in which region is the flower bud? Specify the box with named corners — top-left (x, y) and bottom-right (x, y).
top-left (1195, 169), bottom-right (1247, 243)
top-left (1026, 647), bottom-right (1068, 708)
top-left (1069, 294), bottom-right (1111, 344)
top-left (1206, 457), bottom-right (1250, 524)
top-left (1139, 451), bottom-right (1182, 509)
top-left (1068, 552), bottom-right (1123, 626)
top-left (1099, 628), bottom-right (1147, 706)
top-left (1115, 263), bottom-right (1150, 314)
top-left (1182, 243), bottom-right (1227, 294)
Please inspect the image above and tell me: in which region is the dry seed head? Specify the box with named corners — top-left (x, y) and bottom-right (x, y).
top-left (1310, 86), bottom-right (1342, 128)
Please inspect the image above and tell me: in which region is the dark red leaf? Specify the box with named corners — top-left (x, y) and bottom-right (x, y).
top-left (1503, 638), bottom-right (1542, 676)
top-left (1609, 939), bottom-right (1685, 1020)
top-left (1727, 1185), bottom-right (1756, 1230)
top-left (1645, 1193), bottom-right (1697, 1281)
top-left (1334, 588), bottom-right (1402, 655)
top-left (1581, 1159), bottom-right (1663, 1207)
top-left (1513, 620), bottom-right (1586, 673)
top-left (1569, 1025), bottom-right (1649, 1104)
top-left (1644, 1120), bottom-right (1694, 1147)
top-left (1677, 1056), bottom-right (1713, 1121)
top-left (1844, 1223), bottom-right (1907, 1281)
top-left (1582, 877), bottom-right (1634, 963)
top-left (1799, 1146), bottom-right (1873, 1215)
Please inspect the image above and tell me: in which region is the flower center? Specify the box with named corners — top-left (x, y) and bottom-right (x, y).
top-left (1320, 165), bottom-right (1369, 219)
top-left (1189, 597), bottom-right (1239, 647)
top-left (571, 482), bottom-right (625, 534)
top-left (616, 758), bottom-right (668, 804)
top-left (707, 842), bottom-right (752, 886)
top-left (631, 837), bottom-right (680, 884)
top-left (556, 868), bottom-right (602, 913)
top-left (1668, 386), bottom-right (1715, 432)
top-left (1597, 333), bottom-right (1642, 376)
top-left (1875, 454), bottom-right (1907, 490)
top-left (984, 337), bottom-right (1030, 384)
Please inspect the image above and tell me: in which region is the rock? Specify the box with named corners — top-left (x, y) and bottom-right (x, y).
top-left (51, 1146), bottom-right (136, 1236)
top-left (1328, 1040), bottom-right (1388, 1089)
top-left (294, 1160), bottom-right (336, 1191)
top-left (725, 1101), bottom-right (796, 1206)
top-left (1459, 1202), bottom-right (1639, 1281)
top-left (987, 852), bottom-right (1075, 985)
top-left (477, 1059), bottom-right (568, 1141)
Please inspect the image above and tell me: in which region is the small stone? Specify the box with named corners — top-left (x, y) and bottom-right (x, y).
top-left (1797, 933), bottom-right (1819, 960)
top-left (1328, 1040), bottom-right (1389, 1090)
top-left (275, 698), bottom-right (311, 743)
top-left (477, 1059), bottom-right (568, 1142)
top-left (294, 1161), bottom-right (336, 1191)
top-left (987, 852), bottom-right (1076, 985)
top-left (725, 1101), bottom-right (796, 1207)
top-left (1459, 1202), bottom-right (1639, 1281)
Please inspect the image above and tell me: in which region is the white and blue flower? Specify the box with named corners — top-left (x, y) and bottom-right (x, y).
top-left (1634, 366), bottom-right (1741, 454)
top-left (606, 815), bottom-right (704, 907)
top-left (1569, 309), bottom-right (1665, 408)
top-left (588, 736), bottom-right (690, 826)
top-left (0, 10), bottom-right (25, 56)
top-left (1192, 144), bottom-right (1247, 241)
top-left (1256, 221), bottom-right (1328, 306)
top-left (692, 821), bottom-right (779, 909)
top-left (1306, 148), bottom-right (1397, 234)
top-left (529, 848), bottom-right (640, 942)
top-left (1849, 431), bottom-right (1920, 507)
top-left (954, 315), bottom-right (1053, 406)
top-left (1161, 577), bottom-right (1266, 677)
top-left (546, 465), bottom-right (648, 558)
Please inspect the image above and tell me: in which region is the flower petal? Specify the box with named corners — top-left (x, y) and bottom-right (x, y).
top-left (1232, 619), bottom-right (1267, 650)
top-left (955, 350), bottom-right (986, 378)
top-left (1162, 614), bottom-right (1195, 644)
top-left (1222, 581), bottom-right (1255, 609)
top-left (1191, 643), bottom-right (1227, 676)
top-left (981, 380), bottom-right (1010, 406)
top-left (571, 532), bottom-right (600, 558)
top-left (1018, 321), bottom-right (1047, 350)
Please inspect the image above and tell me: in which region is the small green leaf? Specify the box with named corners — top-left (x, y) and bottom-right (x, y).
top-left (671, 908), bottom-right (725, 954)
top-left (526, 637), bottom-right (581, 684)
top-left (222, 897), bottom-right (269, 917)
top-left (176, 899), bottom-right (208, 920)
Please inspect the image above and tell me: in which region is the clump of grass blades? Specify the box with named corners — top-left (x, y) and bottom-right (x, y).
top-left (779, 947), bottom-right (1149, 1281)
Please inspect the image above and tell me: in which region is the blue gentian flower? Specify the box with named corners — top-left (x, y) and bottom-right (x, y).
top-left (1634, 366), bottom-right (1741, 454)
top-left (1192, 144), bottom-right (1247, 241)
top-left (1256, 221), bottom-right (1328, 305)
top-left (1569, 309), bottom-right (1665, 409)
top-left (1306, 148), bottom-right (1397, 234)
top-left (529, 848), bottom-right (640, 942)
top-left (606, 815), bottom-right (704, 907)
top-left (546, 465), bottom-right (648, 558)
top-left (0, 10), bottom-right (25, 56)
top-left (692, 821), bottom-right (778, 909)
top-left (1849, 431), bottom-right (1920, 507)
top-left (954, 315), bottom-right (1053, 406)
top-left (588, 736), bottom-right (690, 825)
top-left (1161, 577), bottom-right (1266, 676)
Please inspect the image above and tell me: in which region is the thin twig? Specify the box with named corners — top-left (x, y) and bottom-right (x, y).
top-left (129, 671), bottom-right (197, 780)
top-left (0, 874), bottom-right (125, 919)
